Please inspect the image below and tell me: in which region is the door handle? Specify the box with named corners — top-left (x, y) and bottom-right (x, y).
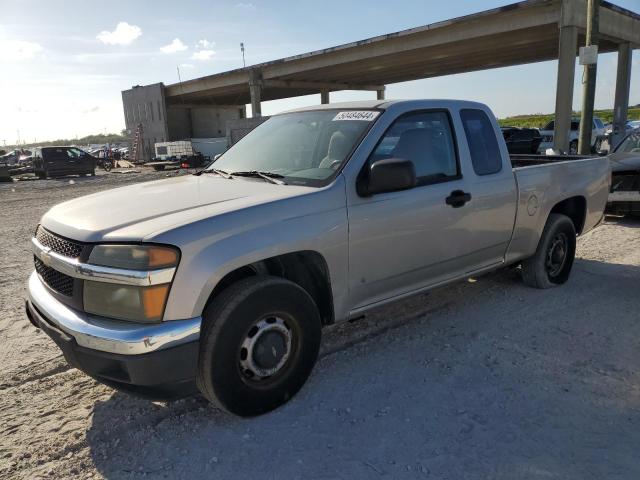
top-left (445, 190), bottom-right (472, 208)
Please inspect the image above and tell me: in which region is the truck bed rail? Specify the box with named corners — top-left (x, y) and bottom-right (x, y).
top-left (510, 154), bottom-right (597, 168)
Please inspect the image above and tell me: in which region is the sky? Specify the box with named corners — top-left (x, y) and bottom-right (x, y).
top-left (1, 0), bottom-right (639, 145)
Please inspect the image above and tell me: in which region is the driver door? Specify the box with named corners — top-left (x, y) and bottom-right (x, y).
top-left (347, 110), bottom-right (477, 310)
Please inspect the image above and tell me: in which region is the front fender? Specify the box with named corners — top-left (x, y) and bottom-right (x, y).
top-left (159, 179), bottom-right (349, 321)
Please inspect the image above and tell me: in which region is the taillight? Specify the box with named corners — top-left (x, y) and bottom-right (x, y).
top-left (180, 162), bottom-right (189, 169)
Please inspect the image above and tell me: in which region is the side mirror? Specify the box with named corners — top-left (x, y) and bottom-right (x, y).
top-left (359, 158), bottom-right (416, 196)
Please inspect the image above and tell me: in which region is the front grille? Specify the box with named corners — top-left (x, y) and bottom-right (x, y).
top-left (35, 226), bottom-right (83, 258)
top-left (611, 173), bottom-right (640, 193)
top-left (34, 256), bottom-right (74, 296)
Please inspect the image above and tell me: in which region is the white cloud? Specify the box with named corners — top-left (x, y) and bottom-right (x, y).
top-left (236, 2), bottom-right (255, 8)
top-left (191, 49), bottom-right (215, 61)
top-left (97, 22), bottom-right (142, 45)
top-left (0, 40), bottom-right (43, 61)
top-left (160, 38), bottom-right (187, 54)
top-left (196, 39), bottom-right (214, 49)
top-left (179, 63), bottom-right (195, 69)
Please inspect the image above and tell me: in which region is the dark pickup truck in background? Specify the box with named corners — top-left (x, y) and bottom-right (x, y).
top-left (501, 126), bottom-right (542, 154)
top-left (32, 146), bottom-right (96, 179)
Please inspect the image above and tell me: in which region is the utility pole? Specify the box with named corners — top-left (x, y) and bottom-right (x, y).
top-left (240, 42), bottom-right (246, 67)
top-left (578, 0), bottom-right (599, 155)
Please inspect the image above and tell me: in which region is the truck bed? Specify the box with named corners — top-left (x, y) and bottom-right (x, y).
top-left (505, 154), bottom-right (610, 265)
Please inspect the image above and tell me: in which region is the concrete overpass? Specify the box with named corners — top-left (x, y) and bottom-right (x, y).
top-left (122, 0), bottom-right (639, 158)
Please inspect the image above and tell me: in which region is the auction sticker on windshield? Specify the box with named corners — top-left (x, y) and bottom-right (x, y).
top-left (333, 111), bottom-right (380, 121)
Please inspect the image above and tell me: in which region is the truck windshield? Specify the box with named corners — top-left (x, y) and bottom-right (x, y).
top-left (615, 131), bottom-right (640, 153)
top-left (209, 109), bottom-right (379, 186)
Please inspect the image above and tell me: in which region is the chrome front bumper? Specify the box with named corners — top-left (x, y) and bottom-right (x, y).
top-left (27, 271), bottom-right (201, 355)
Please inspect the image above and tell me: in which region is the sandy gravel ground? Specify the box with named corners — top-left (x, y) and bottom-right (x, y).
top-left (1, 171), bottom-right (639, 479)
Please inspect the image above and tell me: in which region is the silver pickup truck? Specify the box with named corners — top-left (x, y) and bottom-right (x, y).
top-left (26, 100), bottom-right (609, 416)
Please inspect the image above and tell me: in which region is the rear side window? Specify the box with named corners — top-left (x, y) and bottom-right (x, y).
top-left (42, 148), bottom-right (69, 161)
top-left (460, 109), bottom-right (502, 176)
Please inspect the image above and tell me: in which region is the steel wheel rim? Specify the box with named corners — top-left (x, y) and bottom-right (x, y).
top-left (546, 232), bottom-right (568, 277)
top-left (239, 316), bottom-right (292, 381)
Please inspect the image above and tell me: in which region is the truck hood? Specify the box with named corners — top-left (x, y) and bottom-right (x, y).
top-left (41, 174), bottom-right (314, 242)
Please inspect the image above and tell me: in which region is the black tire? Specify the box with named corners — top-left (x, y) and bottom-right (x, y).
top-left (522, 213), bottom-right (576, 289)
top-left (197, 275), bottom-right (322, 416)
top-left (592, 138), bottom-right (602, 154)
top-left (90, 169), bottom-right (96, 176)
top-left (569, 140), bottom-right (578, 155)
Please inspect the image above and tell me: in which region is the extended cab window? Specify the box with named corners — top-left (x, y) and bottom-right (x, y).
top-left (369, 111), bottom-right (458, 184)
top-left (460, 109), bottom-right (502, 176)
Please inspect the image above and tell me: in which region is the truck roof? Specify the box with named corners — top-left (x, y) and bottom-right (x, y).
top-left (280, 99), bottom-right (489, 114)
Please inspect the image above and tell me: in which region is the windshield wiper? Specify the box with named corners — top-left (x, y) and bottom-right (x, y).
top-left (229, 170), bottom-right (287, 185)
top-left (195, 168), bottom-right (232, 179)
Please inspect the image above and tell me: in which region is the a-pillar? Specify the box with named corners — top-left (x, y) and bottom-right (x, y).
top-left (553, 25), bottom-right (578, 153)
top-left (248, 69), bottom-right (262, 118)
top-left (611, 43), bottom-right (633, 149)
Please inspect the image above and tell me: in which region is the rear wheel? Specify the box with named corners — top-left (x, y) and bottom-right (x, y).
top-left (197, 276), bottom-right (321, 416)
top-left (522, 213), bottom-right (576, 289)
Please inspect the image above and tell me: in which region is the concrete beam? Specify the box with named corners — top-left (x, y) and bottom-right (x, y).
top-left (611, 42), bottom-right (633, 149)
top-left (553, 25), bottom-right (578, 153)
top-left (249, 69), bottom-right (262, 118)
top-left (263, 79), bottom-right (383, 92)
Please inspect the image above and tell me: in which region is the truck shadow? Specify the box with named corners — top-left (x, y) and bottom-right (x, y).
top-left (86, 257), bottom-right (640, 479)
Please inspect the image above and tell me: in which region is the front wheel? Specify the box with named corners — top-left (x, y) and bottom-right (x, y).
top-left (521, 213), bottom-right (576, 289)
top-left (592, 138), bottom-right (602, 154)
top-left (569, 140), bottom-right (578, 155)
top-left (197, 276), bottom-right (322, 416)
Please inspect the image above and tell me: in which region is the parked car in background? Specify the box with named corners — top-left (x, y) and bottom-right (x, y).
top-left (26, 100), bottom-right (609, 416)
top-left (32, 146), bottom-right (96, 179)
top-left (1, 149), bottom-right (32, 165)
top-left (501, 126), bottom-right (542, 154)
top-left (605, 120), bottom-right (640, 150)
top-left (538, 117), bottom-right (606, 154)
top-left (607, 129), bottom-right (640, 217)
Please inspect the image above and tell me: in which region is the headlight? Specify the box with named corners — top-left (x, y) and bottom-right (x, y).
top-left (83, 245), bottom-right (179, 323)
top-left (88, 244), bottom-right (179, 270)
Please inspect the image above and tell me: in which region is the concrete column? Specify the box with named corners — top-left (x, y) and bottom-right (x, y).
top-left (248, 69), bottom-right (262, 117)
top-left (553, 25), bottom-right (578, 153)
top-left (320, 90), bottom-right (330, 104)
top-left (377, 87), bottom-right (386, 100)
top-left (611, 43), bottom-right (632, 149)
